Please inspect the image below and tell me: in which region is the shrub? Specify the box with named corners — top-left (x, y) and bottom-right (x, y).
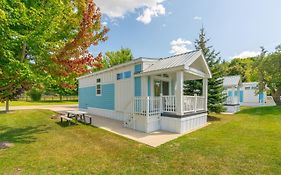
top-left (28, 89), bottom-right (42, 101)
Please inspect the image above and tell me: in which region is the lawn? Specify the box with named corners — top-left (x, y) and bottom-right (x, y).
top-left (0, 106), bottom-right (281, 174)
top-left (0, 100), bottom-right (78, 107)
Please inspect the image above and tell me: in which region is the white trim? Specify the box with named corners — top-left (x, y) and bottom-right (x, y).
top-left (78, 58), bottom-right (154, 80)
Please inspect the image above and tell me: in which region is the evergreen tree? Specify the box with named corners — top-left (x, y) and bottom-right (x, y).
top-left (184, 27), bottom-right (225, 113)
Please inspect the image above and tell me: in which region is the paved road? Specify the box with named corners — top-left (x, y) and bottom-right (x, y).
top-left (0, 104), bottom-right (78, 112)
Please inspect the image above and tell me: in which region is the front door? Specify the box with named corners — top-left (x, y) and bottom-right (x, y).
top-left (154, 80), bottom-right (169, 96)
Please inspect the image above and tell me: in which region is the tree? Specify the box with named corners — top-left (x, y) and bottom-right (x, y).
top-left (221, 58), bottom-right (258, 82)
top-left (185, 27), bottom-right (225, 113)
top-left (101, 48), bottom-right (133, 70)
top-left (256, 46), bottom-right (281, 105)
top-left (0, 0), bottom-right (108, 111)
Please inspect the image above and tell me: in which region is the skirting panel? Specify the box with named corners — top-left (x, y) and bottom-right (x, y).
top-left (83, 107), bottom-right (128, 121)
top-left (224, 105), bottom-right (240, 113)
top-left (161, 113), bottom-right (207, 134)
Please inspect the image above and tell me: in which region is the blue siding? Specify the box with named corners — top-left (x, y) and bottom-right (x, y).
top-left (240, 91), bottom-right (244, 102)
top-left (134, 77), bottom-right (141, 96)
top-left (134, 64), bottom-right (142, 73)
top-left (147, 76), bottom-right (151, 96)
top-left (259, 92), bottom-right (264, 103)
top-left (79, 84), bottom-right (115, 110)
top-left (228, 91), bottom-right (233, 97)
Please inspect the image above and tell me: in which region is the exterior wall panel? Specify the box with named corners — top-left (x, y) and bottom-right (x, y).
top-left (79, 84), bottom-right (115, 110)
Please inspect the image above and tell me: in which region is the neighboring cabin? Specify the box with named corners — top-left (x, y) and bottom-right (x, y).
top-left (223, 76), bottom-right (268, 113)
top-left (78, 50), bottom-right (212, 134)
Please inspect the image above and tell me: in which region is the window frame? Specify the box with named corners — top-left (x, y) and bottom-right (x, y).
top-left (96, 79), bottom-right (102, 96)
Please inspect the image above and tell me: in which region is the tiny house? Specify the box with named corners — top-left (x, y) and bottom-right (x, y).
top-left (240, 82), bottom-right (267, 105)
top-left (78, 50), bottom-right (212, 134)
top-left (223, 75), bottom-right (242, 113)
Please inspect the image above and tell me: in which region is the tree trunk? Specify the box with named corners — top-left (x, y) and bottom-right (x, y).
top-left (5, 99), bottom-right (9, 112)
top-left (272, 91), bottom-right (281, 106)
top-left (59, 95), bottom-right (62, 101)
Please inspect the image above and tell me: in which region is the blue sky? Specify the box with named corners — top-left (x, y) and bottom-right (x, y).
top-left (90, 0), bottom-right (281, 61)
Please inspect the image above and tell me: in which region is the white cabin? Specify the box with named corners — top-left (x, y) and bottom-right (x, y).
top-left (78, 50), bottom-right (212, 134)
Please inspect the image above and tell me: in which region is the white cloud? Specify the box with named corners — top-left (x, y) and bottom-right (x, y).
top-left (136, 4), bottom-right (165, 24)
top-left (231, 51), bottom-right (260, 59)
top-left (101, 21), bottom-right (108, 26)
top-left (170, 38), bottom-right (193, 55)
top-left (95, 0), bottom-right (166, 24)
top-left (194, 16), bottom-right (202, 21)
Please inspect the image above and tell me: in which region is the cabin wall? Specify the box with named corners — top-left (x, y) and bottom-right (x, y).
top-left (79, 61), bottom-right (149, 121)
top-left (241, 83), bottom-right (267, 104)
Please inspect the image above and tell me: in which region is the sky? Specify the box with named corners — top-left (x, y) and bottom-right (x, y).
top-left (90, 0), bottom-right (281, 61)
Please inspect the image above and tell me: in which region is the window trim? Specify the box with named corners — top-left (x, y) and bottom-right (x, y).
top-left (96, 79), bottom-right (102, 96)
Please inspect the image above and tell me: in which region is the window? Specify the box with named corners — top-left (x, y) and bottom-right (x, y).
top-left (124, 71), bottom-right (131, 78)
top-left (117, 73), bottom-right (123, 80)
top-left (245, 86), bottom-right (251, 90)
top-left (96, 79), bottom-right (101, 95)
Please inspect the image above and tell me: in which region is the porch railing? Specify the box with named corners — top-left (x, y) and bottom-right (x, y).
top-left (134, 95), bottom-right (205, 116)
top-left (183, 95), bottom-right (205, 113)
top-left (134, 96), bottom-right (161, 116)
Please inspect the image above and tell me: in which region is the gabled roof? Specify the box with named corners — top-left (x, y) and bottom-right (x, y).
top-left (141, 50), bottom-right (212, 78)
top-left (142, 50), bottom-right (200, 72)
top-left (223, 75), bottom-right (242, 87)
top-left (78, 50), bottom-right (211, 80)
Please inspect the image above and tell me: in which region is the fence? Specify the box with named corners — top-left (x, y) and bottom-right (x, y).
top-left (18, 95), bottom-right (78, 102)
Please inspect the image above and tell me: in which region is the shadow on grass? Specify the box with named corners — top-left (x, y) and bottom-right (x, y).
top-left (55, 121), bottom-right (78, 128)
top-left (0, 125), bottom-right (50, 144)
top-left (237, 106), bottom-right (281, 116)
top-left (207, 115), bottom-right (221, 122)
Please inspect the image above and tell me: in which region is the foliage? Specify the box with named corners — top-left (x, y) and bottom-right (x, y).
top-left (27, 88), bottom-right (42, 101)
top-left (221, 58), bottom-right (258, 82)
top-left (0, 0), bottom-right (108, 111)
top-left (185, 27), bottom-right (225, 113)
top-left (99, 48), bottom-right (133, 70)
top-left (255, 47), bottom-right (281, 105)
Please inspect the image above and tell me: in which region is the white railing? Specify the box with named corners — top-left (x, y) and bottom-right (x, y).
top-left (134, 95), bottom-right (206, 116)
top-left (225, 96), bottom-right (239, 105)
top-left (134, 96), bottom-right (161, 116)
top-left (162, 96), bottom-right (176, 112)
top-left (183, 95), bottom-right (205, 113)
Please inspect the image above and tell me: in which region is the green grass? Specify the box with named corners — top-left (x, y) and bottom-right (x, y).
top-left (0, 100), bottom-right (78, 107)
top-left (0, 106), bottom-right (281, 174)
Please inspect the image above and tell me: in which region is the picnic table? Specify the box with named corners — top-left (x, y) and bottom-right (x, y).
top-left (66, 111), bottom-right (92, 124)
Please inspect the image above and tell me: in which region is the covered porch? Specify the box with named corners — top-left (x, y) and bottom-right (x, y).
top-left (134, 51), bottom-right (211, 117)
top-left (133, 72), bottom-right (208, 117)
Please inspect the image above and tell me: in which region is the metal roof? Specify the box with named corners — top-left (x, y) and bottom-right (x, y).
top-left (223, 75), bottom-right (241, 87)
top-left (142, 50), bottom-right (201, 73)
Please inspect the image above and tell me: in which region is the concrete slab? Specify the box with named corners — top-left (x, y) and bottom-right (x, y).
top-left (85, 114), bottom-right (209, 147)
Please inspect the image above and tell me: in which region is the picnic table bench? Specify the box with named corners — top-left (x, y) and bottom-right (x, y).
top-left (60, 115), bottom-right (77, 126)
top-left (66, 110), bottom-right (93, 124)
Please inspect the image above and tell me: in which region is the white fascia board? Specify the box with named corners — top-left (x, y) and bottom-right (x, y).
top-left (135, 65), bottom-right (185, 77)
top-left (184, 67), bottom-right (207, 78)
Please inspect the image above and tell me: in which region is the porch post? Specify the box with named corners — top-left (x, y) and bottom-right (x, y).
top-left (175, 71), bottom-right (184, 115)
top-left (203, 78), bottom-right (208, 111)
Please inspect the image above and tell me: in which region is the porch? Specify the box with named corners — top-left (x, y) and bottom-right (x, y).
top-left (133, 95), bottom-right (206, 117)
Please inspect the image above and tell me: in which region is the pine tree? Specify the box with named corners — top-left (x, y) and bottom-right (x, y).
top-left (184, 27), bottom-right (225, 113)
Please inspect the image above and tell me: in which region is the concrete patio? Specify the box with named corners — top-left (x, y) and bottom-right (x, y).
top-left (83, 114), bottom-right (209, 147)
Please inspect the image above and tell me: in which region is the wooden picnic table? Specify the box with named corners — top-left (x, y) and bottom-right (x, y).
top-left (66, 111), bottom-right (92, 124)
